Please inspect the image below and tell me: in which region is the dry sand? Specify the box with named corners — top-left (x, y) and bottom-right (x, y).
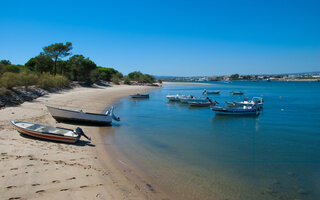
top-left (0, 84), bottom-right (169, 200)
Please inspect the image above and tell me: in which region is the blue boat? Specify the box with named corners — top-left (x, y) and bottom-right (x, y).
top-left (212, 105), bottom-right (259, 115)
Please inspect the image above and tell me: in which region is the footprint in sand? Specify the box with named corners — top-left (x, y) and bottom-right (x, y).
top-left (80, 185), bottom-right (88, 188)
top-left (8, 197), bottom-right (21, 200)
top-left (32, 184), bottom-right (40, 186)
top-left (52, 180), bottom-right (60, 183)
top-left (66, 177), bottom-right (76, 180)
top-left (6, 186), bottom-right (17, 189)
top-left (35, 190), bottom-right (45, 193)
top-left (96, 184), bottom-right (103, 186)
top-left (10, 168), bottom-right (18, 170)
top-left (27, 164), bottom-right (34, 167)
top-left (60, 188), bottom-right (69, 191)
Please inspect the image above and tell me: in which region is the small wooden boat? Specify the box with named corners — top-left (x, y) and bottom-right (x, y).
top-left (203, 89), bottom-right (220, 95)
top-left (232, 91), bottom-right (244, 95)
top-left (11, 121), bottom-right (90, 143)
top-left (166, 94), bottom-right (189, 101)
top-left (189, 101), bottom-right (218, 107)
top-left (178, 95), bottom-right (196, 103)
top-left (130, 93), bottom-right (149, 98)
top-left (46, 105), bottom-right (120, 125)
top-left (225, 97), bottom-right (264, 110)
top-left (212, 105), bottom-right (259, 115)
top-left (188, 98), bottom-right (218, 107)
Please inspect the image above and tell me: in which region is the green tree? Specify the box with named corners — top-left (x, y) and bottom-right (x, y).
top-left (230, 73), bottom-right (239, 80)
top-left (67, 55), bottom-right (97, 84)
top-left (67, 54), bottom-right (85, 80)
top-left (43, 42), bottom-right (72, 75)
top-left (97, 67), bottom-right (122, 81)
top-left (0, 60), bottom-right (11, 65)
top-left (127, 71), bottom-right (155, 83)
top-left (25, 53), bottom-right (54, 73)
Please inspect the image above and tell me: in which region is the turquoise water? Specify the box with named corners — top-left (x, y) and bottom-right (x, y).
top-left (110, 81), bottom-right (320, 200)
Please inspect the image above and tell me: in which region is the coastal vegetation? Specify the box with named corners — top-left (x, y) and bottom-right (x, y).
top-left (0, 42), bottom-right (156, 90)
top-left (0, 42), bottom-right (156, 107)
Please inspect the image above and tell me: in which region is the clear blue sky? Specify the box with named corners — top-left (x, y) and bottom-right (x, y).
top-left (0, 0), bottom-right (319, 76)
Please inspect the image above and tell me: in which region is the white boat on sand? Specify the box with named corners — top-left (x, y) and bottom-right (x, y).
top-left (46, 105), bottom-right (120, 125)
top-left (11, 121), bottom-right (90, 143)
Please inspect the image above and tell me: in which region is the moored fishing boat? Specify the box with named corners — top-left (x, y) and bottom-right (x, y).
top-left (225, 97), bottom-right (264, 110)
top-left (188, 99), bottom-right (218, 107)
top-left (178, 95), bottom-right (196, 103)
top-left (46, 105), bottom-right (120, 125)
top-left (212, 105), bottom-right (259, 115)
top-left (11, 121), bottom-right (90, 143)
top-left (166, 94), bottom-right (188, 101)
top-left (130, 93), bottom-right (149, 98)
top-left (232, 91), bottom-right (244, 95)
top-left (203, 89), bottom-right (220, 95)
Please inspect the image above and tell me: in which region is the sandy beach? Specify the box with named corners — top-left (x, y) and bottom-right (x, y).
top-left (0, 84), bottom-right (168, 200)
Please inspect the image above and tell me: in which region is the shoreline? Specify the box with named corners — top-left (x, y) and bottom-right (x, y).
top-left (0, 84), bottom-right (168, 200)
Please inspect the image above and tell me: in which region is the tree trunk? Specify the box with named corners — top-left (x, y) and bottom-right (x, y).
top-left (54, 56), bottom-right (58, 75)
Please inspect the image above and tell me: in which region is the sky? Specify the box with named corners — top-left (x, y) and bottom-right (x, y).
top-left (0, 0), bottom-right (319, 76)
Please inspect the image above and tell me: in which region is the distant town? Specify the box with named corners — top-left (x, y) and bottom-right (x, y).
top-left (158, 72), bottom-right (320, 82)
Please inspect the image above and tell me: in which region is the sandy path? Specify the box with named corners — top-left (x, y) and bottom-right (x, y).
top-left (0, 85), bottom-right (168, 200)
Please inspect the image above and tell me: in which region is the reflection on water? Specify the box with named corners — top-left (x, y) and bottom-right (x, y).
top-left (108, 81), bottom-right (320, 200)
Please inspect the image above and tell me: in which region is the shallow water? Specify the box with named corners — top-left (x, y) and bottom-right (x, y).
top-left (109, 81), bottom-right (320, 200)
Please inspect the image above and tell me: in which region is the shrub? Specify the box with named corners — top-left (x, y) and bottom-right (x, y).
top-left (123, 76), bottom-right (131, 85)
top-left (0, 87), bottom-right (12, 96)
top-left (53, 74), bottom-right (70, 88)
top-left (19, 72), bottom-right (38, 89)
top-left (0, 72), bottom-right (22, 89)
top-left (111, 76), bottom-right (120, 85)
top-left (37, 73), bottom-right (69, 90)
top-left (89, 69), bottom-right (100, 85)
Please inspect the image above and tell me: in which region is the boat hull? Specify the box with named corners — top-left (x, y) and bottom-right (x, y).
top-left (47, 105), bottom-right (112, 125)
top-left (212, 107), bottom-right (259, 115)
top-left (11, 121), bottom-right (78, 143)
top-left (189, 102), bottom-right (214, 107)
top-left (131, 94), bottom-right (149, 98)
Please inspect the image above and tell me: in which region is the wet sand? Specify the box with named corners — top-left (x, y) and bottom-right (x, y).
top-left (0, 84), bottom-right (168, 200)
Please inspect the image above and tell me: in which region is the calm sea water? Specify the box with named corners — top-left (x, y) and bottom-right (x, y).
top-left (109, 81), bottom-right (320, 200)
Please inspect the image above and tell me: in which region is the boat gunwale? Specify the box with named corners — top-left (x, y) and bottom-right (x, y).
top-left (46, 105), bottom-right (110, 116)
top-left (11, 121), bottom-right (77, 137)
top-left (11, 121), bottom-right (79, 142)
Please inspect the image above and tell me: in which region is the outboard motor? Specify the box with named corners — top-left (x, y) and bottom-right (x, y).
top-left (75, 127), bottom-right (91, 141)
